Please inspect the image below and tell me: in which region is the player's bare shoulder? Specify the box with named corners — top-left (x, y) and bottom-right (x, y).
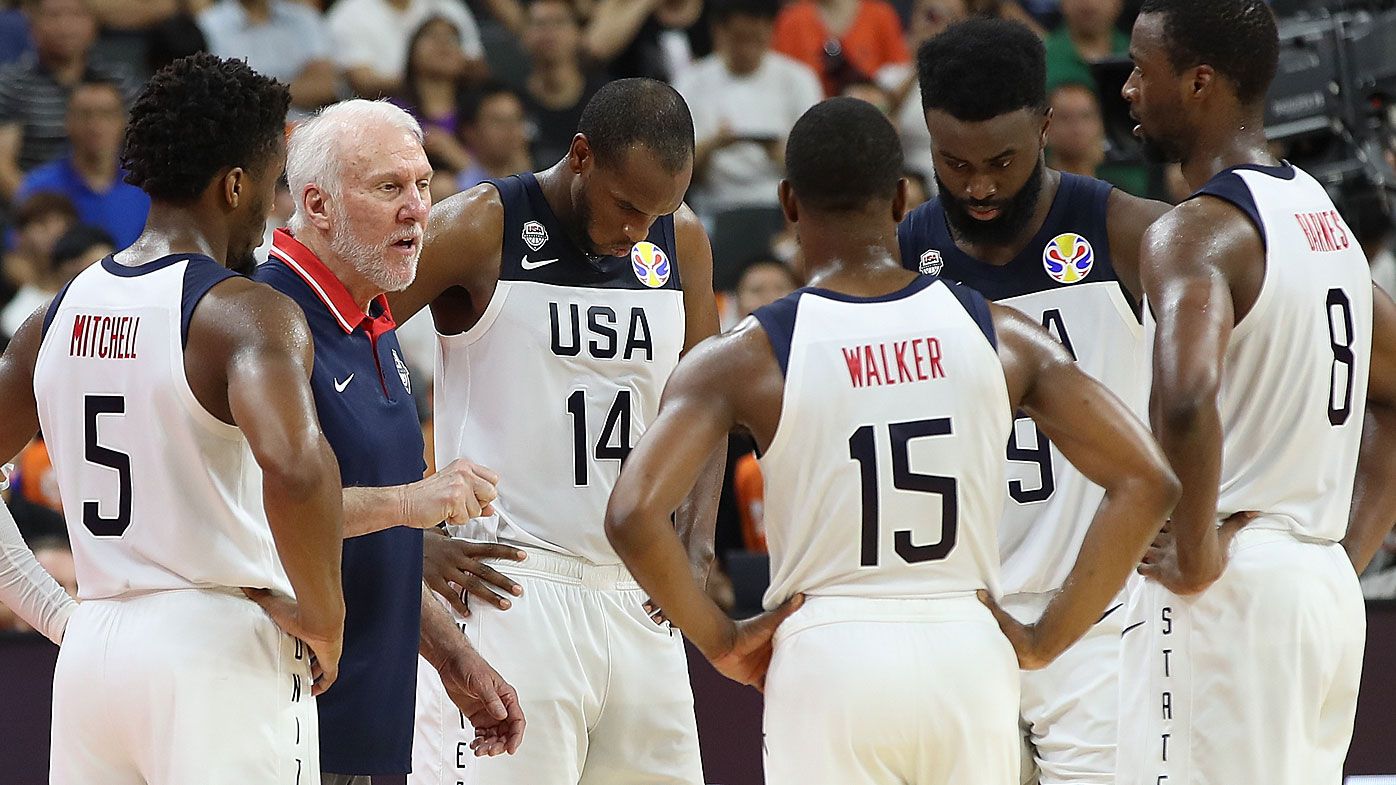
top-left (1105, 187), bottom-right (1172, 296)
top-left (667, 316), bottom-right (785, 447)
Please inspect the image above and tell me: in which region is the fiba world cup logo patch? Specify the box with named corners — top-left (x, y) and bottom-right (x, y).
top-left (1042, 233), bottom-right (1094, 284)
top-left (630, 242), bottom-right (671, 288)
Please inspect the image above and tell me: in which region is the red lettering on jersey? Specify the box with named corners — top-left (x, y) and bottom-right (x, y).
top-left (70, 314), bottom-right (88, 356)
top-left (926, 337), bottom-right (945, 378)
top-left (893, 341), bottom-right (912, 383)
top-left (911, 338), bottom-right (927, 380)
top-left (863, 346), bottom-right (883, 386)
top-left (1330, 210), bottom-right (1351, 250)
top-left (1295, 214), bottom-right (1319, 251)
top-left (842, 347), bottom-right (865, 388)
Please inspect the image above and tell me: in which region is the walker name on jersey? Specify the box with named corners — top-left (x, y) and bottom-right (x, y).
top-left (549, 301), bottom-right (655, 361)
top-left (841, 337), bottom-right (945, 388)
top-left (1294, 209), bottom-right (1352, 253)
top-left (68, 313), bottom-right (141, 359)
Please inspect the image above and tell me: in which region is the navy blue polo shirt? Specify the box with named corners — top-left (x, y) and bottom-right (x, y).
top-left (255, 229), bottom-right (427, 776)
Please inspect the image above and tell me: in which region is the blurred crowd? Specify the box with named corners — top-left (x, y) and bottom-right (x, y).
top-left (2, 0), bottom-right (1395, 630)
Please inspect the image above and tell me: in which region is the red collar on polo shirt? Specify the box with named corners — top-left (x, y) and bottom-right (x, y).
top-left (267, 228), bottom-right (396, 339)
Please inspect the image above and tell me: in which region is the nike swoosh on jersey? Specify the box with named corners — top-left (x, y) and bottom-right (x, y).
top-left (334, 374), bottom-right (354, 393)
top-left (1121, 620), bottom-right (1146, 636)
top-left (521, 256), bottom-right (560, 270)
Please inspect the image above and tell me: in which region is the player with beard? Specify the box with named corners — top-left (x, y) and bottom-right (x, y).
top-left (395, 78), bottom-right (721, 785)
top-left (896, 18), bottom-right (1171, 785)
top-left (0, 53), bottom-right (346, 783)
top-left (1118, 1), bottom-right (1396, 782)
top-left (253, 99), bottom-right (526, 785)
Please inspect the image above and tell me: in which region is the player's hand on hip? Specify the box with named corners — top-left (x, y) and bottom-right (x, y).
top-left (708, 593), bottom-right (805, 692)
top-left (407, 459), bottom-right (501, 525)
top-left (977, 590), bottom-right (1051, 670)
top-left (437, 646), bottom-right (526, 756)
top-left (1138, 512), bottom-right (1257, 595)
top-left (422, 529), bottom-right (525, 616)
top-left (243, 587), bottom-right (344, 695)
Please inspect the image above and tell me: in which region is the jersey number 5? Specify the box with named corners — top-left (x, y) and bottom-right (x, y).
top-left (848, 418), bottom-right (958, 567)
top-left (84, 394), bottom-right (132, 536)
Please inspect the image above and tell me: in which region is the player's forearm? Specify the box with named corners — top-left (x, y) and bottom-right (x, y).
top-left (342, 485), bottom-right (413, 538)
top-left (263, 441), bottom-right (346, 636)
top-left (673, 446), bottom-right (724, 582)
top-left (607, 503), bottom-right (733, 656)
top-left (0, 501), bottom-right (76, 645)
top-left (1344, 404), bottom-right (1396, 571)
top-left (1152, 390), bottom-right (1225, 573)
top-left (419, 582), bottom-right (471, 670)
top-left (1039, 473), bottom-right (1176, 659)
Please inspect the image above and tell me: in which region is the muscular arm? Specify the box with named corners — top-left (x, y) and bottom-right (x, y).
top-left (987, 304), bottom-right (1178, 666)
top-left (1139, 201), bottom-right (1260, 593)
top-left (388, 184), bottom-right (504, 326)
top-left (670, 206), bottom-right (724, 584)
top-left (341, 458), bottom-right (499, 538)
top-left (1343, 285), bottom-right (1396, 570)
top-left (1105, 188), bottom-right (1172, 303)
top-left (194, 283), bottom-right (346, 641)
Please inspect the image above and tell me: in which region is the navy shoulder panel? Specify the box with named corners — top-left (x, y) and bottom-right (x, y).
top-left (751, 289), bottom-right (804, 377)
top-left (943, 280), bottom-right (997, 350)
top-left (40, 276), bottom-right (79, 340)
top-left (181, 256), bottom-right (239, 348)
top-left (1191, 169), bottom-right (1269, 250)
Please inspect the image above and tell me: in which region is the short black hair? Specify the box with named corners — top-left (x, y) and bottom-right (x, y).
top-left (1140, 0), bottom-right (1278, 105)
top-left (578, 78), bottom-right (694, 173)
top-left (52, 225), bottom-right (115, 270)
top-left (709, 0), bottom-right (779, 24)
top-left (123, 53), bottom-right (290, 203)
top-left (919, 18), bottom-right (1046, 120)
top-left (460, 81), bottom-right (522, 127)
top-left (786, 97), bottom-right (903, 212)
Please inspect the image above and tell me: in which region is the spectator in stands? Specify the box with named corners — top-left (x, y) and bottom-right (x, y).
top-left (1043, 0), bottom-right (1125, 95)
top-left (2, 192), bottom-right (75, 316)
top-left (327, 0), bottom-right (487, 98)
top-left (585, 0), bottom-right (707, 81)
top-left (771, 0), bottom-right (909, 96)
top-left (197, 0), bottom-right (338, 116)
top-left (395, 16), bottom-right (477, 172)
top-left (1045, 80), bottom-right (1148, 195)
top-left (456, 82), bottom-right (532, 189)
top-left (876, 0), bottom-right (963, 181)
top-left (521, 0), bottom-right (602, 166)
top-left (0, 0), bottom-right (139, 203)
top-left (0, 0), bottom-right (32, 65)
top-left (675, 0), bottom-right (821, 215)
top-left (16, 78), bottom-right (149, 250)
top-left (1, 222), bottom-right (110, 337)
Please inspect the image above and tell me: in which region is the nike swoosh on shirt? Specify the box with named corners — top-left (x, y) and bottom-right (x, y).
top-left (334, 374), bottom-right (354, 393)
top-left (521, 256), bottom-right (560, 270)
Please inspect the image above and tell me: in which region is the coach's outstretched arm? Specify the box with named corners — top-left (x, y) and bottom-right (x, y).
top-left (606, 325), bottom-right (803, 691)
top-left (196, 282), bottom-right (348, 695)
top-left (1343, 286), bottom-right (1396, 571)
top-left (980, 303), bottom-right (1179, 669)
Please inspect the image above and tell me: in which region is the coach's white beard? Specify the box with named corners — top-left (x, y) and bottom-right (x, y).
top-left (329, 206), bottom-right (420, 294)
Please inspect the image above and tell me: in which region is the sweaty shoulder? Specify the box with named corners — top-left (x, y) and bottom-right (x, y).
top-left (1106, 187), bottom-right (1171, 298)
top-left (1142, 197), bottom-right (1263, 277)
top-left (674, 317), bottom-right (785, 449)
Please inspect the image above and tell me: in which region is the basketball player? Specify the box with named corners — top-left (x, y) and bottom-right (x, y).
top-left (393, 78), bottom-right (720, 785)
top-left (0, 54), bottom-right (347, 783)
top-left (605, 96), bottom-right (1179, 785)
top-left (897, 19), bottom-right (1169, 784)
top-left (256, 99), bottom-right (524, 784)
top-left (1118, 2), bottom-right (1396, 782)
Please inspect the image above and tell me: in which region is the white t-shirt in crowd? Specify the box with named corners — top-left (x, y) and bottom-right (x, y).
top-left (326, 0), bottom-right (483, 82)
top-left (674, 52), bottom-right (822, 213)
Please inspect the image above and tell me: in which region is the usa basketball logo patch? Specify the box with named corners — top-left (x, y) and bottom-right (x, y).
top-left (1042, 233), bottom-right (1094, 284)
top-left (522, 220), bottom-right (548, 252)
top-left (630, 242), bottom-right (671, 288)
top-left (918, 249), bottom-right (943, 276)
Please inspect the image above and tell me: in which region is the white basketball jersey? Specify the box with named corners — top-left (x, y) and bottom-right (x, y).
top-left (899, 174), bottom-right (1148, 596)
top-left (433, 174), bottom-right (686, 564)
top-left (1169, 163), bottom-right (1372, 541)
top-left (755, 276), bottom-right (1012, 608)
top-left (32, 255), bottom-right (292, 600)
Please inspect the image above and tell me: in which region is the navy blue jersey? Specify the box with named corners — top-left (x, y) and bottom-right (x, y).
top-left (256, 229), bottom-right (428, 775)
top-left (896, 172), bottom-right (1151, 597)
